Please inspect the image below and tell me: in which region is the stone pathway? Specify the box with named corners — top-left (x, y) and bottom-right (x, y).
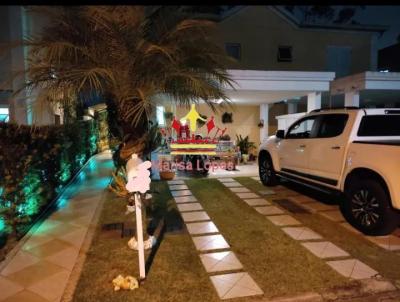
top-left (217, 177), bottom-right (382, 281)
top-left (253, 176), bottom-right (400, 252)
top-left (0, 152), bottom-right (113, 302)
top-left (167, 180), bottom-right (263, 300)
top-left (287, 195), bottom-right (400, 252)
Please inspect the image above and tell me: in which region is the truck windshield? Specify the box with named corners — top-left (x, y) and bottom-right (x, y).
top-left (358, 115), bottom-right (400, 136)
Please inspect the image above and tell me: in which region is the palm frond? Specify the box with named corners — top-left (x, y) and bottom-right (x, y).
top-left (6, 5), bottom-right (236, 144)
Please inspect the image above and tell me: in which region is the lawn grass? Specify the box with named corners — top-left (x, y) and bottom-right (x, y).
top-left (73, 181), bottom-right (221, 302)
top-left (73, 175), bottom-right (394, 302)
top-left (237, 177), bottom-right (400, 284)
top-left (186, 178), bottom-right (357, 299)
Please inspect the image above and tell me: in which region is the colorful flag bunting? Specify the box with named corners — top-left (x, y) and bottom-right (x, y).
top-left (220, 128), bottom-right (227, 137)
top-left (206, 116), bottom-right (215, 134)
top-left (171, 117), bottom-right (181, 134)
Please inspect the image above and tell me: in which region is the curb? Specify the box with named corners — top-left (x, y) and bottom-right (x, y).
top-left (60, 182), bottom-right (111, 302)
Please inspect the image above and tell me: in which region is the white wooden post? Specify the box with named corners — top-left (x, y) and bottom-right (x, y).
top-left (307, 92), bottom-right (321, 112)
top-left (344, 91), bottom-right (360, 107)
top-left (259, 104), bottom-right (269, 143)
top-left (287, 102), bottom-right (297, 114)
top-left (126, 156), bottom-right (152, 280)
top-left (135, 193), bottom-right (146, 279)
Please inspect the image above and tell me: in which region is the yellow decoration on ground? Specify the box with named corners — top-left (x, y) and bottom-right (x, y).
top-left (112, 275), bottom-right (139, 291)
top-left (181, 104), bottom-right (206, 132)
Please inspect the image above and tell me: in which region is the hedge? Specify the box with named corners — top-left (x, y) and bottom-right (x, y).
top-left (0, 120), bottom-right (100, 240)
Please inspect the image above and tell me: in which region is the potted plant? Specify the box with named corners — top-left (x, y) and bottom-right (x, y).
top-left (236, 135), bottom-right (255, 164)
top-left (158, 154), bottom-right (175, 180)
top-left (159, 165), bottom-right (175, 180)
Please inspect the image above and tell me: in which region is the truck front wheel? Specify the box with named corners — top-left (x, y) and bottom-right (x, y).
top-left (259, 154), bottom-right (278, 186)
top-left (343, 179), bottom-right (399, 236)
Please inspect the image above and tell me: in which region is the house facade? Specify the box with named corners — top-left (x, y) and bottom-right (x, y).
top-left (0, 6), bottom-right (54, 125)
top-left (168, 6), bottom-right (388, 146)
top-left (3, 5), bottom-right (399, 149)
top-left (216, 6), bottom-right (381, 76)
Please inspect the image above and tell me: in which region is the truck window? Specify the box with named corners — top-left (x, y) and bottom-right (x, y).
top-left (357, 115), bottom-right (400, 136)
top-left (317, 114), bottom-right (349, 138)
top-left (286, 116), bottom-right (317, 139)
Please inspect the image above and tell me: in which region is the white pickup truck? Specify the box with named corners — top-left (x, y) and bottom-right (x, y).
top-left (258, 108), bottom-right (400, 235)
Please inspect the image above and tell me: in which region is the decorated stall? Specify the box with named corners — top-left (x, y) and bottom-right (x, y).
top-left (158, 105), bottom-right (239, 179)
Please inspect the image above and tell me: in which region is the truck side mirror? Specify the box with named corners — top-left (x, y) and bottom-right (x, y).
top-left (276, 130), bottom-right (285, 139)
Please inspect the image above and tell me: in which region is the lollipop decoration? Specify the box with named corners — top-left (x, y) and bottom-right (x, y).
top-left (125, 154), bottom-right (154, 280)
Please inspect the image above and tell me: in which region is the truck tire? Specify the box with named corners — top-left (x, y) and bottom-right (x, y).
top-left (259, 154), bottom-right (278, 186)
top-left (342, 178), bottom-right (400, 236)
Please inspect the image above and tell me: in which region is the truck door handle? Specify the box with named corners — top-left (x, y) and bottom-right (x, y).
top-left (331, 146), bottom-right (341, 150)
top-left (299, 145), bottom-right (306, 148)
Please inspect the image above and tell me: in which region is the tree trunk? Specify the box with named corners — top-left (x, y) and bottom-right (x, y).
top-left (119, 113), bottom-right (149, 161)
top-left (109, 95), bottom-right (151, 241)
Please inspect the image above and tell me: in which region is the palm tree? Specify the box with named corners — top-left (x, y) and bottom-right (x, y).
top-left (14, 5), bottom-right (235, 161)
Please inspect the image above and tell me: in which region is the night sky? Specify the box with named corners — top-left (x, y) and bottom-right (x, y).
top-left (352, 6), bottom-right (400, 49)
top-left (290, 5), bottom-right (400, 49)
top-left (222, 6), bottom-right (400, 50)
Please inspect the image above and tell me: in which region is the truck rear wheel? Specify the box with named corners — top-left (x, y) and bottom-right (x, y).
top-left (343, 179), bottom-right (400, 236)
top-left (259, 154), bottom-right (278, 186)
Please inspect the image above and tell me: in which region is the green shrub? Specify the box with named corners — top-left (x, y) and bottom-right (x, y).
top-left (236, 134), bottom-right (256, 154)
top-left (0, 120), bottom-right (99, 238)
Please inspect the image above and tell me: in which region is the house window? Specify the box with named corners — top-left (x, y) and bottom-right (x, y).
top-left (225, 43), bottom-right (241, 60)
top-left (156, 106), bottom-right (165, 126)
top-left (277, 46), bottom-right (292, 62)
top-left (0, 107), bottom-right (9, 122)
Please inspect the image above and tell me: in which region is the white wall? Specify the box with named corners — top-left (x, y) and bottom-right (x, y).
top-left (276, 112), bottom-right (306, 131)
top-left (4, 6), bottom-right (53, 125)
